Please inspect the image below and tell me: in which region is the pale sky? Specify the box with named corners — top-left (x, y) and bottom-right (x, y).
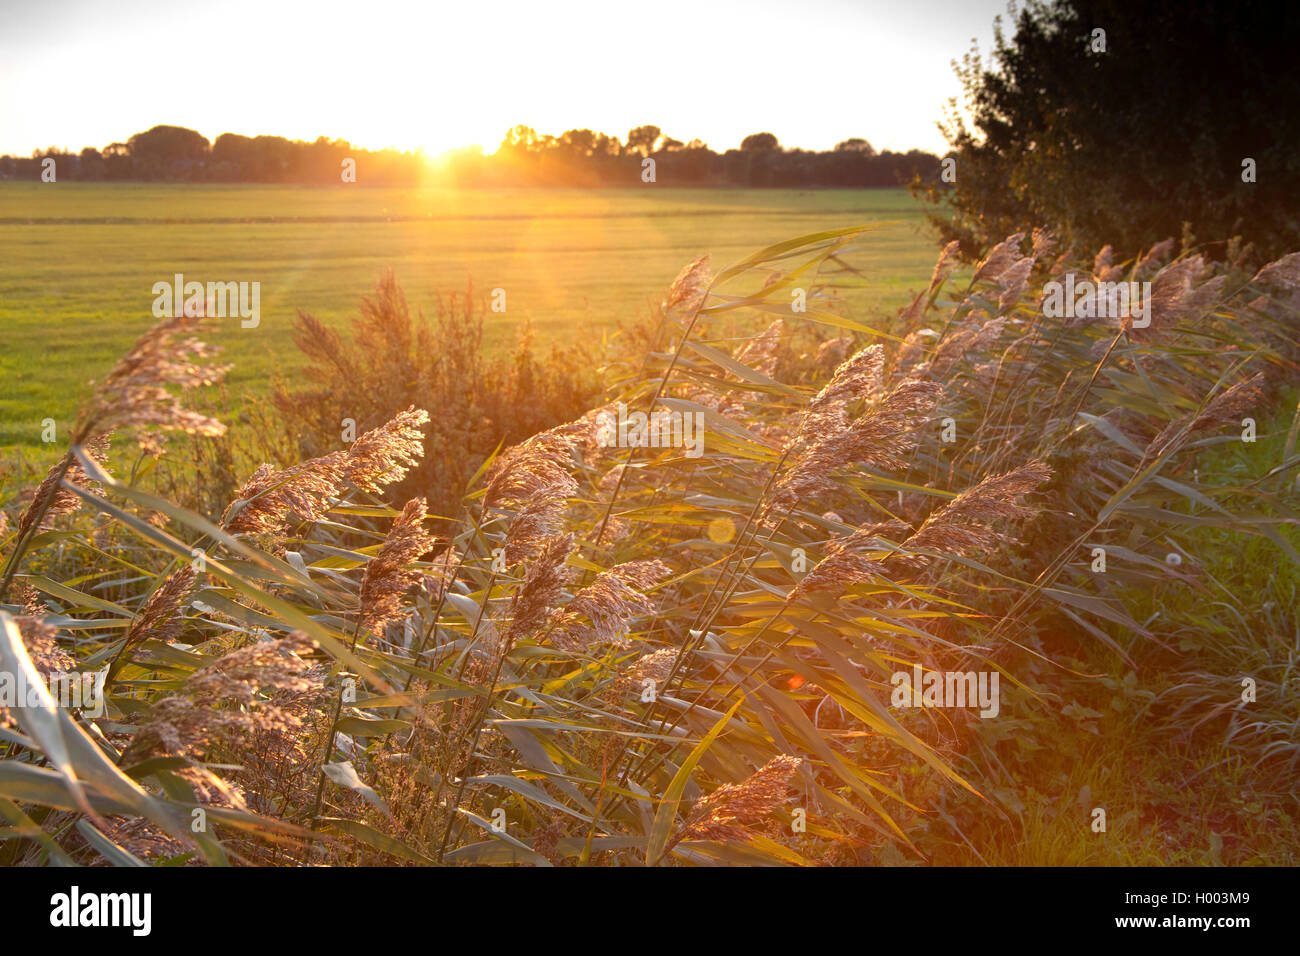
top-left (0, 0), bottom-right (1009, 158)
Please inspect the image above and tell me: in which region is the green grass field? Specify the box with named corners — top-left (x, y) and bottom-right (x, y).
top-left (0, 184), bottom-right (936, 454)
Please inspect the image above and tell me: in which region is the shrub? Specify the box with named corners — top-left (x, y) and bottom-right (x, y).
top-left (271, 272), bottom-right (601, 518)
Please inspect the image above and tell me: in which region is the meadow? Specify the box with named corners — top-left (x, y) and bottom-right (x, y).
top-left (0, 184), bottom-right (933, 454)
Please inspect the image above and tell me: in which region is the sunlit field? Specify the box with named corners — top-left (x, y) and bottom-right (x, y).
top-left (0, 185), bottom-right (932, 453)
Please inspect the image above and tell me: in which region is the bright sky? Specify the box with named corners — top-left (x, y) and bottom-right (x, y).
top-left (0, 0), bottom-right (1009, 158)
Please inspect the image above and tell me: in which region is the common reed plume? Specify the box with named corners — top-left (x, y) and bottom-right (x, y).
top-left (1, 615), bottom-right (75, 729)
top-left (224, 407), bottom-right (430, 535)
top-left (1093, 244), bottom-right (1123, 283)
top-left (1251, 252), bottom-right (1300, 314)
top-left (668, 754), bottom-right (803, 851)
top-left (483, 419), bottom-right (586, 512)
top-left (888, 459), bottom-right (1053, 570)
top-left (971, 233), bottom-right (1025, 285)
top-left (99, 817), bottom-right (190, 864)
top-left (72, 314), bottom-right (228, 452)
top-left (790, 344), bottom-right (886, 449)
top-left (125, 565), bottom-right (197, 648)
top-left (1142, 255), bottom-right (1225, 335)
top-left (125, 632), bottom-right (322, 764)
top-left (710, 319), bottom-right (786, 416)
top-left (591, 463), bottom-right (631, 542)
top-left (609, 647), bottom-right (678, 701)
top-left (223, 454), bottom-right (347, 535)
top-left (929, 239), bottom-right (963, 293)
top-left (735, 319), bottom-right (785, 379)
top-left (792, 520), bottom-right (912, 596)
top-left (1032, 228), bottom-right (1057, 264)
top-left (1146, 373), bottom-right (1267, 458)
top-left (891, 329), bottom-right (930, 377)
top-left (14, 435), bottom-right (109, 539)
top-left (291, 311), bottom-right (359, 384)
top-left (484, 417), bottom-right (590, 562)
top-left (813, 335), bottom-right (854, 372)
top-left (928, 316), bottom-right (1007, 379)
top-left (449, 534), bottom-right (574, 771)
top-left (996, 257), bottom-right (1035, 311)
top-left (420, 545), bottom-right (460, 605)
top-left (900, 240), bottom-right (963, 323)
top-left (663, 254), bottom-right (713, 317)
top-left (339, 406), bottom-right (430, 494)
top-left (766, 379), bottom-right (943, 517)
top-left (358, 498), bottom-right (436, 636)
top-left (502, 495), bottom-right (570, 565)
top-left (503, 533), bottom-right (576, 648)
top-left (1135, 238), bottom-right (1176, 277)
top-left (547, 559), bottom-right (671, 651)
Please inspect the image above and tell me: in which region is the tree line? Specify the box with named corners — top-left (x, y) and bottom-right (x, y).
top-left (0, 123), bottom-right (941, 188)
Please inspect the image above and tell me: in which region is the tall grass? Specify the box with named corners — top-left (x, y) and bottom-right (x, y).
top-left (0, 227), bottom-right (1296, 865)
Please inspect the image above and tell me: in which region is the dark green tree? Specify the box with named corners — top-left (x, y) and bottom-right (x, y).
top-left (625, 125), bottom-right (662, 157)
top-left (740, 132), bottom-right (780, 152)
top-left (912, 0), bottom-right (1300, 263)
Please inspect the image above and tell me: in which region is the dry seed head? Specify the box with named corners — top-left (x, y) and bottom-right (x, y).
top-left (1093, 244), bottom-right (1115, 276)
top-left (1146, 372), bottom-right (1267, 457)
top-left (932, 316), bottom-right (1007, 377)
top-left (735, 319), bottom-right (785, 379)
top-left (1253, 252), bottom-right (1300, 292)
top-left (547, 559), bottom-right (671, 651)
top-left (813, 335), bottom-right (854, 372)
top-left (484, 418), bottom-right (586, 512)
top-left (359, 498), bottom-right (436, 636)
top-left (15, 614), bottom-right (74, 677)
top-left (672, 754), bottom-right (803, 848)
top-left (126, 565), bottom-right (198, 648)
top-left (996, 257), bottom-right (1035, 311)
top-left (73, 314), bottom-right (228, 450)
top-left (224, 453), bottom-right (348, 535)
top-left (130, 631), bottom-right (322, 761)
top-left (1136, 238), bottom-right (1176, 276)
top-left (626, 647), bottom-right (676, 685)
top-left (892, 329), bottom-right (930, 375)
top-left (1031, 229), bottom-right (1057, 262)
top-left (972, 233), bottom-right (1025, 285)
top-left (929, 239), bottom-right (963, 292)
top-left (342, 406), bottom-right (430, 494)
top-left (610, 647), bottom-right (679, 700)
top-left (225, 407), bottom-right (429, 535)
top-left (1, 615), bottom-right (75, 728)
top-left (503, 492), bottom-right (569, 565)
top-left (664, 254), bottom-right (713, 316)
top-left (793, 519), bottom-right (912, 596)
top-left (789, 343), bottom-right (886, 451)
top-left (505, 533), bottom-right (576, 646)
top-left (420, 545), bottom-right (460, 604)
top-left (768, 379), bottom-right (942, 517)
top-left (891, 459), bottom-right (1053, 568)
top-left (15, 437), bottom-right (110, 538)
top-left (1250, 252), bottom-right (1300, 316)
